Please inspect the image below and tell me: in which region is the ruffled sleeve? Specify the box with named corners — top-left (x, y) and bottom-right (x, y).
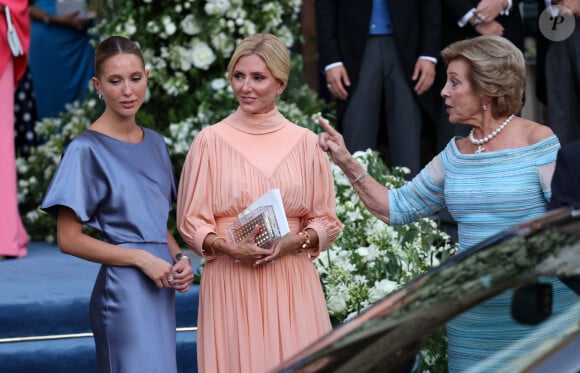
top-left (40, 137), bottom-right (109, 230)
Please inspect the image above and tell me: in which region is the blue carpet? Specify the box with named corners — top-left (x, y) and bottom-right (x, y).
top-left (0, 241), bottom-right (199, 372)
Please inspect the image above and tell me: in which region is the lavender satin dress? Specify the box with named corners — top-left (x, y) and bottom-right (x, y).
top-left (41, 128), bottom-right (178, 373)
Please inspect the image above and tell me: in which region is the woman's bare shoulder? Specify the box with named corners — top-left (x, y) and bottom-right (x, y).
top-left (523, 118), bottom-right (555, 144)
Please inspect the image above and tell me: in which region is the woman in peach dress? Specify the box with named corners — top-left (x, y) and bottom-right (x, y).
top-left (177, 33), bottom-right (342, 373)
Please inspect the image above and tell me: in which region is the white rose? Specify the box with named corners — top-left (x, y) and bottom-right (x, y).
top-left (368, 279), bottom-right (399, 303)
top-left (210, 78), bottom-right (228, 91)
top-left (191, 41), bottom-right (216, 70)
top-left (327, 293), bottom-right (347, 315)
top-left (180, 14), bottom-right (200, 35)
top-left (162, 16), bottom-right (177, 36)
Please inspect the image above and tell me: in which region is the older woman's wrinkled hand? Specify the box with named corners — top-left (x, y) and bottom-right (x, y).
top-left (318, 117), bottom-right (352, 167)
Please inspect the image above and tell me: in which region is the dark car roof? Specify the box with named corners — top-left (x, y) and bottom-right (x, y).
top-left (271, 207), bottom-right (580, 373)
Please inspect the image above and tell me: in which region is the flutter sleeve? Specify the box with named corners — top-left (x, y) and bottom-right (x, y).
top-left (40, 137), bottom-right (108, 231)
top-left (176, 130), bottom-right (217, 257)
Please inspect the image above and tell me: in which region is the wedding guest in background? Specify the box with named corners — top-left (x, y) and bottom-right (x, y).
top-left (177, 33), bottom-right (342, 373)
top-left (28, 0), bottom-right (94, 120)
top-left (315, 0), bottom-right (442, 178)
top-left (14, 66), bottom-right (38, 158)
top-left (548, 139), bottom-right (580, 209)
top-left (1, 0), bottom-right (30, 260)
top-left (536, 0), bottom-right (580, 145)
top-left (41, 36), bottom-right (193, 373)
top-left (441, 0), bottom-right (525, 51)
top-left (318, 35), bottom-right (578, 372)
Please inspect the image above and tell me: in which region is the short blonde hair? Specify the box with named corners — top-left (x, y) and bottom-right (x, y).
top-left (227, 33), bottom-right (290, 88)
top-left (441, 35), bottom-right (525, 118)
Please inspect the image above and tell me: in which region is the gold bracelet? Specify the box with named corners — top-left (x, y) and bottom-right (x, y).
top-left (298, 230), bottom-right (311, 250)
top-left (349, 169), bottom-right (367, 185)
top-left (208, 235), bottom-right (226, 254)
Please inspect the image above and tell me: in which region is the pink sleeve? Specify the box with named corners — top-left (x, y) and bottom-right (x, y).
top-left (303, 135), bottom-right (343, 258)
top-left (176, 131), bottom-right (217, 256)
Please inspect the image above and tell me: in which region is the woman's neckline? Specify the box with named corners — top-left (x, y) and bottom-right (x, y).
top-left (226, 107), bottom-right (288, 135)
top-left (86, 126), bottom-right (145, 144)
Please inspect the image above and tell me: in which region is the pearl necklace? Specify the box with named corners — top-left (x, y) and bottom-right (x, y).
top-left (469, 114), bottom-right (515, 153)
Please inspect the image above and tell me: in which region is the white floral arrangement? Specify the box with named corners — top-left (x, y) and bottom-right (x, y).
top-left (316, 149), bottom-right (457, 371)
top-left (315, 149), bottom-right (458, 323)
top-left (92, 0), bottom-right (301, 98)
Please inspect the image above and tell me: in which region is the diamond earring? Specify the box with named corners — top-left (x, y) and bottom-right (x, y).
top-left (482, 103), bottom-right (488, 111)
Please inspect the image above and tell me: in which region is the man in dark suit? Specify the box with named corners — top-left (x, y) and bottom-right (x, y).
top-left (315, 0), bottom-right (442, 177)
top-left (549, 139), bottom-right (580, 209)
top-left (548, 139), bottom-right (580, 295)
top-left (536, 0), bottom-right (580, 146)
top-left (441, 0), bottom-right (525, 51)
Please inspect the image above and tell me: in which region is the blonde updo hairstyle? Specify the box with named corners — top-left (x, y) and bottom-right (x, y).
top-left (441, 35), bottom-right (525, 118)
top-left (227, 33), bottom-right (290, 89)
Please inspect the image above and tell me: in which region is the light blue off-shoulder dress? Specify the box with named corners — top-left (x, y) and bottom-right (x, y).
top-left (41, 128), bottom-right (178, 373)
top-left (389, 135), bottom-right (579, 372)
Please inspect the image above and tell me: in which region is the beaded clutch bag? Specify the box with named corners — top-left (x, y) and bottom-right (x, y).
top-left (227, 205), bottom-right (281, 248)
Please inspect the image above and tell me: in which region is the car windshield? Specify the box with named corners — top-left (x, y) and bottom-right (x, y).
top-left (270, 207), bottom-right (580, 373)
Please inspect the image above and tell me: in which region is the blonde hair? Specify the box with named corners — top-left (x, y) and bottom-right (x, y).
top-left (441, 35), bottom-right (525, 118)
top-left (227, 33), bottom-right (290, 87)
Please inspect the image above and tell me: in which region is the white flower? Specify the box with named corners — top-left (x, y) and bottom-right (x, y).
top-left (204, 0), bottom-right (231, 16)
top-left (180, 14), bottom-right (200, 35)
top-left (356, 246), bottom-right (369, 259)
top-left (210, 32), bottom-right (235, 57)
top-left (121, 18), bottom-right (137, 36)
top-left (327, 293), bottom-right (347, 315)
top-left (210, 78), bottom-right (229, 91)
top-left (239, 20), bottom-right (256, 35)
top-left (146, 21), bottom-right (160, 34)
top-left (190, 40), bottom-right (216, 70)
top-left (161, 16), bottom-right (177, 36)
top-left (368, 279), bottom-right (399, 303)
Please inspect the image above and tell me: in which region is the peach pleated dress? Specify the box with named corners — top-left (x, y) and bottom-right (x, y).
top-left (177, 107), bottom-right (342, 373)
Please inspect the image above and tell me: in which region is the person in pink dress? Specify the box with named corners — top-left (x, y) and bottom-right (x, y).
top-left (176, 33), bottom-right (343, 373)
top-left (0, 0), bottom-right (30, 259)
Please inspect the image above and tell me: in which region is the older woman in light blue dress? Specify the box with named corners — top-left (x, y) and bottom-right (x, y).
top-left (318, 35), bottom-right (578, 372)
